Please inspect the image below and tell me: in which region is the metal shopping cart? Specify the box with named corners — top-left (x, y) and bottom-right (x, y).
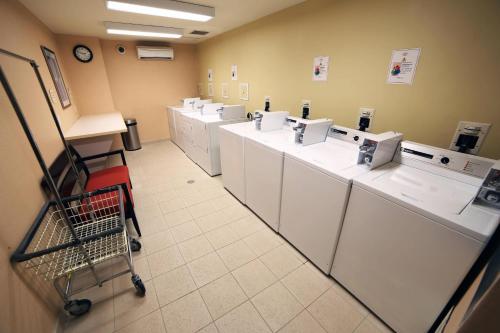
top-left (1, 48), bottom-right (145, 316)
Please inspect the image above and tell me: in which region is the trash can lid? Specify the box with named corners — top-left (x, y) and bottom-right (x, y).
top-left (124, 118), bottom-right (137, 126)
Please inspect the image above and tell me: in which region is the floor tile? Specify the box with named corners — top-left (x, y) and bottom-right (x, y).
top-left (142, 229), bottom-right (176, 255)
top-left (115, 310), bottom-right (166, 333)
top-left (155, 190), bottom-right (178, 203)
top-left (187, 252), bottom-right (229, 287)
top-left (161, 291), bottom-right (212, 333)
top-left (178, 235), bottom-right (215, 262)
top-left (232, 259), bottom-right (277, 297)
top-left (64, 297), bottom-right (114, 333)
top-left (307, 288), bottom-right (365, 333)
top-left (147, 245), bottom-right (185, 277)
top-left (251, 282), bottom-right (303, 332)
top-left (222, 205), bottom-right (251, 222)
top-left (196, 210), bottom-right (230, 232)
top-left (164, 208), bottom-right (193, 228)
top-left (153, 265), bottom-right (197, 307)
top-left (205, 224), bottom-right (241, 249)
top-left (199, 273), bottom-right (248, 319)
top-left (243, 228), bottom-right (283, 256)
top-left (139, 214), bottom-right (168, 237)
top-left (217, 240), bottom-right (257, 270)
top-left (197, 323), bottom-right (218, 333)
top-left (229, 215), bottom-right (265, 238)
top-left (188, 200), bottom-right (217, 219)
top-left (281, 263), bottom-right (333, 307)
top-left (159, 197), bottom-right (187, 214)
top-left (278, 310), bottom-right (326, 333)
top-left (171, 221), bottom-right (203, 243)
top-left (260, 245), bottom-right (304, 279)
top-left (114, 280), bottom-right (159, 330)
top-left (363, 314), bottom-right (393, 333)
top-left (331, 281), bottom-right (370, 317)
top-left (208, 194), bottom-right (239, 211)
top-left (215, 301), bottom-right (271, 333)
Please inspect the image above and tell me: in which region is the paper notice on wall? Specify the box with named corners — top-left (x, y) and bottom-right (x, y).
top-left (208, 83), bottom-right (214, 97)
top-left (239, 82), bottom-right (249, 100)
top-left (387, 48), bottom-right (420, 85)
top-left (231, 64), bottom-right (238, 81)
top-left (221, 83), bottom-right (229, 98)
top-left (208, 69), bottom-right (213, 82)
top-left (312, 56), bottom-right (330, 81)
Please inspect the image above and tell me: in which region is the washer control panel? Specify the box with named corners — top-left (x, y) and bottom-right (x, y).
top-left (398, 141), bottom-right (495, 178)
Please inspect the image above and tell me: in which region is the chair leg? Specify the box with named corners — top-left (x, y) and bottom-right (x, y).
top-left (129, 177), bottom-right (133, 189)
top-left (130, 207), bottom-right (141, 237)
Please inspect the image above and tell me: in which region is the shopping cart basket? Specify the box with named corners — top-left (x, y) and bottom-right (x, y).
top-left (11, 185), bottom-right (146, 316)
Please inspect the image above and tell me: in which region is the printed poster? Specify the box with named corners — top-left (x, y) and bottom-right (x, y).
top-left (208, 68), bottom-right (213, 82)
top-left (312, 56), bottom-right (330, 81)
top-left (239, 82), bottom-right (249, 101)
top-left (387, 48), bottom-right (421, 85)
top-left (231, 64), bottom-right (238, 81)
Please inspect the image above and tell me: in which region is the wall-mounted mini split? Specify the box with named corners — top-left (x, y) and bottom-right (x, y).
top-left (301, 100), bottom-right (311, 119)
top-left (449, 121), bottom-right (490, 155)
top-left (358, 108), bottom-right (375, 132)
top-left (264, 96), bottom-right (271, 112)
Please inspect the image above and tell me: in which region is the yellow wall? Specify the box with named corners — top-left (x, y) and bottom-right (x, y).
top-left (197, 0), bottom-right (500, 159)
top-left (0, 0), bottom-right (81, 332)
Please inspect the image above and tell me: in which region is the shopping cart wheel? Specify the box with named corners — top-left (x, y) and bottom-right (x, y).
top-left (130, 238), bottom-right (142, 252)
top-left (64, 299), bottom-right (92, 316)
top-left (132, 274), bottom-right (146, 296)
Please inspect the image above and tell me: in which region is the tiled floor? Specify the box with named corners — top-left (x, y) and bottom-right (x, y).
top-left (63, 140), bottom-right (392, 333)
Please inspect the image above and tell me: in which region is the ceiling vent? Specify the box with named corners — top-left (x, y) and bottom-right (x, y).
top-left (190, 30), bottom-right (209, 35)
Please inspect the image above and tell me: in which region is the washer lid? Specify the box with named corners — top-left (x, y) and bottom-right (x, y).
top-left (245, 127), bottom-right (297, 151)
top-left (354, 163), bottom-right (499, 242)
top-left (284, 138), bottom-right (369, 182)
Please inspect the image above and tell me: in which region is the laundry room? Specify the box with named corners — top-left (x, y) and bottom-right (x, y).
top-left (0, 0), bottom-right (499, 332)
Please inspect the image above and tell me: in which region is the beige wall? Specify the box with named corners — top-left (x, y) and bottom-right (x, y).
top-left (56, 35), bottom-right (116, 115)
top-left (196, 0), bottom-right (500, 159)
top-left (101, 41), bottom-right (198, 142)
top-left (55, 36), bottom-right (199, 143)
top-left (0, 0), bottom-right (81, 332)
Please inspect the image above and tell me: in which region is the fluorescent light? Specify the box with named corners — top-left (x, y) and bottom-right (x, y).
top-left (106, 0), bottom-right (214, 22)
top-left (105, 22), bottom-right (183, 39)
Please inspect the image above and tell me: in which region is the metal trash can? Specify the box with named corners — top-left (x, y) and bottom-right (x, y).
top-left (121, 118), bottom-right (142, 151)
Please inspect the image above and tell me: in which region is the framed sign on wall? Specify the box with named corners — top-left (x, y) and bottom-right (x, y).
top-left (41, 46), bottom-right (71, 109)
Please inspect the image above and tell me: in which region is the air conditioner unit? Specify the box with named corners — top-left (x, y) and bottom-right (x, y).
top-left (136, 46), bottom-right (174, 60)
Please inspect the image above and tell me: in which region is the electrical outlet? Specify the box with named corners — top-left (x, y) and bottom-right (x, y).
top-left (449, 121), bottom-right (490, 155)
top-left (49, 88), bottom-right (58, 104)
top-left (358, 107), bottom-right (375, 132)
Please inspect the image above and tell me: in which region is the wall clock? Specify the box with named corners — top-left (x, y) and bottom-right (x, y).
top-left (73, 44), bottom-right (93, 63)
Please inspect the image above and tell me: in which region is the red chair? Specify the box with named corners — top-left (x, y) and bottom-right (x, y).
top-left (43, 145), bottom-right (142, 237)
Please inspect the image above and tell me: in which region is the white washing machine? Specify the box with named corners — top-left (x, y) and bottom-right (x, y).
top-left (219, 121), bottom-right (255, 203)
top-left (218, 111), bottom-right (294, 204)
top-left (331, 141), bottom-right (500, 333)
top-left (168, 99), bottom-right (212, 151)
top-left (184, 105), bottom-right (246, 176)
top-left (167, 97), bottom-right (200, 144)
top-left (279, 126), bottom-right (402, 273)
top-left (244, 118), bottom-right (332, 231)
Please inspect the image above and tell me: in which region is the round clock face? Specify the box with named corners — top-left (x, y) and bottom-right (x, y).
top-left (73, 45), bottom-right (93, 63)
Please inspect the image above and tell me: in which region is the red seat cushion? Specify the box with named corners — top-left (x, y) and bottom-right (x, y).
top-left (85, 166), bottom-right (134, 207)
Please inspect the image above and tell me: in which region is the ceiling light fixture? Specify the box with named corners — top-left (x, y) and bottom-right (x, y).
top-left (105, 22), bottom-right (183, 38)
top-left (106, 0), bottom-right (215, 22)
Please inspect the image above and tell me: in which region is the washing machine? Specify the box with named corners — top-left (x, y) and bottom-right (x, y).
top-left (331, 141), bottom-right (500, 333)
top-left (170, 99), bottom-right (212, 151)
top-left (244, 118), bottom-right (332, 231)
top-left (278, 126), bottom-right (402, 273)
top-left (184, 105), bottom-right (246, 176)
top-left (219, 121), bottom-right (255, 203)
top-left (167, 98), bottom-right (200, 144)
